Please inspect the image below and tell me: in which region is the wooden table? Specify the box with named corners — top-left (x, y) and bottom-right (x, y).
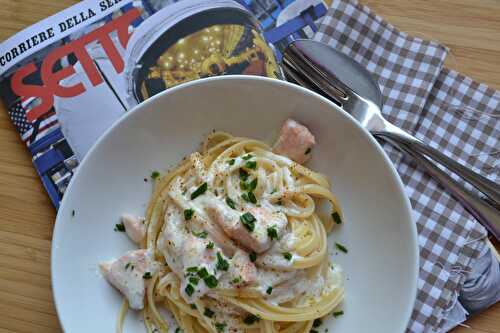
top-left (0, 0), bottom-right (498, 332)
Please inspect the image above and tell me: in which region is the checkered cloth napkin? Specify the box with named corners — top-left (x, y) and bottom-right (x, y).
top-left (312, 0), bottom-right (499, 332)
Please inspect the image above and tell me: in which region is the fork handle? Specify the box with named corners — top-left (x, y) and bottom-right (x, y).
top-left (374, 131), bottom-right (500, 240)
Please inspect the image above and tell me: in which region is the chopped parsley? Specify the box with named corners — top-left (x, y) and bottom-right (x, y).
top-left (335, 242), bottom-right (348, 253)
top-left (227, 159), bottom-right (235, 166)
top-left (245, 161), bottom-right (257, 170)
top-left (331, 212), bottom-right (342, 224)
top-left (191, 182), bottom-right (208, 200)
top-left (243, 314), bottom-right (260, 325)
top-left (125, 262), bottom-right (131, 270)
top-left (225, 197), bottom-right (236, 209)
top-left (184, 209), bottom-right (194, 220)
top-left (175, 328), bottom-right (182, 333)
top-left (189, 277), bottom-right (199, 285)
top-left (267, 226), bottom-right (278, 240)
top-left (240, 181), bottom-right (249, 191)
top-left (311, 330), bottom-right (318, 333)
top-left (190, 304), bottom-right (197, 309)
top-left (185, 284), bottom-right (195, 296)
top-left (248, 178), bottom-right (258, 191)
top-left (216, 252), bottom-right (229, 271)
top-left (240, 212), bottom-right (256, 232)
top-left (231, 277), bottom-right (241, 284)
top-left (206, 241), bottom-right (215, 250)
top-left (151, 170), bottom-right (160, 179)
top-left (204, 275), bottom-right (218, 288)
top-left (242, 154), bottom-right (253, 160)
top-left (204, 308), bottom-right (215, 318)
top-left (143, 272), bottom-right (152, 279)
top-left (305, 147), bottom-right (312, 155)
top-left (114, 223), bottom-right (126, 232)
top-left (197, 267), bottom-right (209, 279)
top-left (241, 192), bottom-right (257, 204)
top-left (266, 286), bottom-right (273, 295)
top-left (239, 168), bottom-right (249, 181)
top-left (186, 266), bottom-right (198, 273)
top-left (333, 311), bottom-right (344, 317)
top-left (214, 322), bottom-right (226, 332)
top-left (313, 319), bottom-right (322, 327)
top-left (249, 252), bottom-right (257, 262)
top-left (283, 252), bottom-right (292, 261)
top-left (192, 230), bottom-right (208, 239)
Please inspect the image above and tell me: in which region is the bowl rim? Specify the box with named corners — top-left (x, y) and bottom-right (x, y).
top-left (51, 75), bottom-right (419, 332)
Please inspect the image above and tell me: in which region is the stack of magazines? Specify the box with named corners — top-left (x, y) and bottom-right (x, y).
top-left (0, 0), bottom-right (330, 207)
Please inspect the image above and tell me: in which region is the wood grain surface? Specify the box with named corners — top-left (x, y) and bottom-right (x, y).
top-left (0, 0), bottom-right (498, 332)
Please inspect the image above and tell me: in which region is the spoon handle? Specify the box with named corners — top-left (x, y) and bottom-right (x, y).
top-left (375, 130), bottom-right (500, 240)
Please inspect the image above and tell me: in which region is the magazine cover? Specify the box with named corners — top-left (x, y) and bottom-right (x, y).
top-left (0, 0), bottom-right (332, 208)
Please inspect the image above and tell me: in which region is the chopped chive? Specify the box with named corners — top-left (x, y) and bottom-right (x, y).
top-left (248, 178), bottom-right (258, 191)
top-left (266, 286), bottom-right (273, 295)
top-left (114, 223), bottom-right (126, 232)
top-left (151, 170), bottom-right (160, 179)
top-left (216, 252), bottom-right (229, 271)
top-left (331, 212), bottom-right (342, 224)
top-left (186, 266), bottom-right (198, 273)
top-left (243, 314), bottom-right (260, 325)
top-left (189, 277), bottom-right (199, 285)
top-left (197, 267), bottom-right (209, 278)
top-left (240, 212), bottom-right (256, 232)
top-left (190, 304), bottom-right (197, 309)
top-left (227, 159), bottom-right (235, 166)
top-left (143, 272), bottom-right (152, 279)
top-left (333, 310), bottom-right (344, 317)
top-left (313, 319), bottom-right (322, 327)
top-left (175, 328), bottom-right (182, 333)
top-left (242, 154), bottom-right (253, 160)
top-left (305, 147), bottom-right (312, 155)
top-left (335, 242), bottom-right (348, 253)
top-left (214, 322), bottom-right (226, 332)
top-left (226, 197), bottom-right (236, 209)
top-left (192, 230), bottom-right (208, 239)
top-left (185, 284), bottom-right (195, 296)
top-left (71, 210), bottom-right (75, 217)
top-left (191, 182), bottom-right (208, 200)
top-left (184, 209), bottom-right (194, 220)
top-left (125, 262), bottom-right (131, 270)
top-left (203, 275), bottom-right (218, 288)
top-left (311, 330), bottom-right (319, 333)
top-left (239, 169), bottom-right (249, 181)
top-left (206, 241), bottom-right (214, 250)
top-left (267, 226), bottom-right (278, 240)
top-left (249, 252), bottom-right (257, 262)
top-left (204, 308), bottom-right (215, 318)
top-left (283, 252), bottom-right (292, 261)
top-left (245, 161), bottom-right (257, 170)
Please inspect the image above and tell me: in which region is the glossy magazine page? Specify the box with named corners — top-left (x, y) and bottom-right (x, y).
top-left (0, 0), bottom-right (331, 208)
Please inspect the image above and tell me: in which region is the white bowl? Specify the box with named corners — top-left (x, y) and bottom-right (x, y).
top-left (52, 76), bottom-right (418, 333)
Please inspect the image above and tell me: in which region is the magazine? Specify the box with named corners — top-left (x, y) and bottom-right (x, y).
top-left (0, 0), bottom-right (330, 208)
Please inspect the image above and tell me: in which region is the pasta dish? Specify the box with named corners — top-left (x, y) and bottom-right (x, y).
top-left (100, 119), bottom-right (345, 333)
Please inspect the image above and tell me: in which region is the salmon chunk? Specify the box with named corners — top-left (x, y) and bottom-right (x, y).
top-left (121, 214), bottom-right (146, 244)
top-left (273, 119), bottom-right (316, 164)
top-left (99, 249), bottom-right (159, 310)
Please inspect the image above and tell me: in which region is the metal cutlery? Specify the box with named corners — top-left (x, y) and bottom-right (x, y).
top-left (282, 39), bottom-right (500, 239)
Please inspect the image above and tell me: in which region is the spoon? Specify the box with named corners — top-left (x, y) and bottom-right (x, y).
top-left (282, 39), bottom-right (500, 240)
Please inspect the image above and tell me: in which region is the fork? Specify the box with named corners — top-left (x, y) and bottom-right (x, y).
top-left (282, 40), bottom-right (500, 240)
